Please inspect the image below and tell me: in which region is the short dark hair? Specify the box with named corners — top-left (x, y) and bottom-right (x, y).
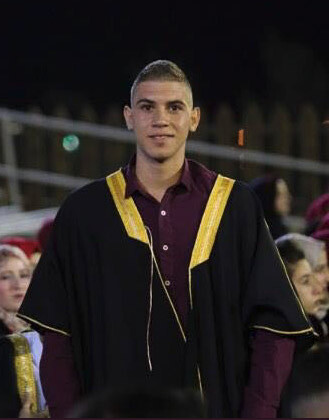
top-left (68, 387), bottom-right (206, 418)
top-left (130, 60), bottom-right (192, 105)
top-left (289, 344), bottom-right (329, 417)
top-left (276, 239), bottom-right (305, 278)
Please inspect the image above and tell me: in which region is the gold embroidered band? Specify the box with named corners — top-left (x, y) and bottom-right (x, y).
top-left (17, 314), bottom-right (70, 337)
top-left (188, 175), bottom-right (235, 307)
top-left (253, 325), bottom-right (315, 335)
top-left (8, 334), bottom-right (39, 415)
top-left (106, 170), bottom-right (148, 244)
top-left (106, 169), bottom-right (185, 341)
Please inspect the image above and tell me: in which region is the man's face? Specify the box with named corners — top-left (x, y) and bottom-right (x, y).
top-left (124, 80), bottom-right (200, 164)
top-left (292, 258), bottom-right (324, 315)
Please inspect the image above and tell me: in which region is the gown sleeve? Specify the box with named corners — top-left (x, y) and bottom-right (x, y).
top-left (18, 200), bottom-right (74, 336)
top-left (237, 184), bottom-right (315, 348)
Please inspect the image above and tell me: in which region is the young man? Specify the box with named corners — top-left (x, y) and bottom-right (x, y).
top-left (18, 60), bottom-right (314, 418)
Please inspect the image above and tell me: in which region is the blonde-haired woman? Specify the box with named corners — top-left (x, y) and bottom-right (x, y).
top-left (0, 244), bottom-right (47, 417)
top-left (0, 244), bottom-right (32, 335)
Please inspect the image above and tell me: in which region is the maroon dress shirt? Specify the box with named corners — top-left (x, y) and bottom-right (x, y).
top-left (41, 158), bottom-right (295, 418)
top-left (123, 157), bottom-right (217, 328)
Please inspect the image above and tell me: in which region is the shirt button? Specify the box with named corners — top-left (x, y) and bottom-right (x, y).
top-left (163, 245), bottom-right (168, 251)
top-left (165, 280), bottom-right (171, 287)
top-left (160, 210), bottom-right (166, 216)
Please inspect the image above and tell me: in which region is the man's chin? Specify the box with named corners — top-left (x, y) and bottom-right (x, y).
top-left (145, 151), bottom-right (171, 164)
top-left (153, 156), bottom-right (168, 163)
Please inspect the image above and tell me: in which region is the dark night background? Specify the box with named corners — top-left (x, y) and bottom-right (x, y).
top-left (1, 1), bottom-right (328, 118)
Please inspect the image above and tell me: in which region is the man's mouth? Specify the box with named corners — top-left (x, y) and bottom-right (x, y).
top-left (149, 134), bottom-right (174, 140)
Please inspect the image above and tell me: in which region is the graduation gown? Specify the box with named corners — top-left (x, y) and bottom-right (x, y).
top-left (18, 170), bottom-right (314, 417)
top-left (0, 319), bottom-right (10, 337)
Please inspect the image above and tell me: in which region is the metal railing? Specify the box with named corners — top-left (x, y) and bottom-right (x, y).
top-left (0, 107), bottom-right (328, 209)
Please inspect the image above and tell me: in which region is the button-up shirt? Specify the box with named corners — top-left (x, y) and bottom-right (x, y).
top-left (123, 157), bottom-right (217, 328)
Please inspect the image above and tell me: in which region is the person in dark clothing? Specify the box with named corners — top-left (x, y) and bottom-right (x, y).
top-left (249, 175), bottom-right (291, 239)
top-left (18, 60), bottom-right (314, 418)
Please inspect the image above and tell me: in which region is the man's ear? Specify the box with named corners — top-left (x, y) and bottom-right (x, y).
top-left (190, 107), bottom-right (201, 132)
top-left (123, 105), bottom-right (133, 130)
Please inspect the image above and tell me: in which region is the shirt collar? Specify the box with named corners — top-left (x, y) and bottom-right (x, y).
top-left (123, 155), bottom-right (140, 198)
top-left (123, 155), bottom-right (193, 198)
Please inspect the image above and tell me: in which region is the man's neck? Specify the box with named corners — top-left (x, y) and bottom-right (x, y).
top-left (135, 154), bottom-right (185, 202)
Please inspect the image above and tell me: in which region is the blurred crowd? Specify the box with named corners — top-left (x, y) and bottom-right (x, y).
top-left (0, 175), bottom-right (329, 418)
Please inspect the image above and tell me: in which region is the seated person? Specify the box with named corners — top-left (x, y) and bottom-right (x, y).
top-left (249, 175), bottom-right (291, 239)
top-left (276, 234), bottom-right (329, 339)
top-left (275, 238), bottom-right (324, 320)
top-left (0, 244), bottom-right (47, 417)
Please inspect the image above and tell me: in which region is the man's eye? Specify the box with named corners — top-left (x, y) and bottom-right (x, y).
top-left (169, 105), bottom-right (182, 112)
top-left (141, 104), bottom-right (152, 111)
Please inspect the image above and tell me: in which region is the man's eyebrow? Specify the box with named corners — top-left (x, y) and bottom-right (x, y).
top-left (136, 99), bottom-right (155, 105)
top-left (167, 100), bottom-right (187, 107)
top-left (135, 99), bottom-right (188, 106)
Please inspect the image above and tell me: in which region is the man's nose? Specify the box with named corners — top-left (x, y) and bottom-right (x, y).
top-left (152, 108), bottom-right (169, 126)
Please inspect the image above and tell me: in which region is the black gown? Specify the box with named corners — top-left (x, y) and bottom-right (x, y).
top-left (0, 321), bottom-right (20, 417)
top-left (0, 319), bottom-right (10, 337)
top-left (18, 169), bottom-right (315, 417)
top-left (0, 336), bottom-right (21, 417)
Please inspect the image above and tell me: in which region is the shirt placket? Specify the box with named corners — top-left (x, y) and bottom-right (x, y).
top-left (158, 191), bottom-right (175, 300)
